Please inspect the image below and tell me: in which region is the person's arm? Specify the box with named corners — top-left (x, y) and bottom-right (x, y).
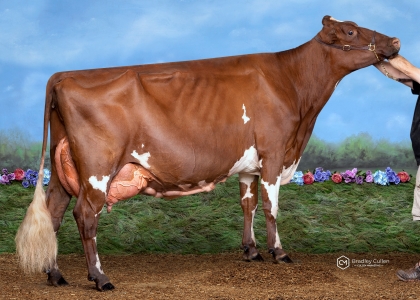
top-left (373, 60), bottom-right (413, 88)
top-left (388, 55), bottom-right (420, 85)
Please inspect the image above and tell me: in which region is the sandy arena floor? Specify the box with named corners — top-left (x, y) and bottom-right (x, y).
top-left (1, 252), bottom-right (419, 299)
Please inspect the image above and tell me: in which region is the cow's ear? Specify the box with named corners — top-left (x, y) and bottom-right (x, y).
top-left (322, 15), bottom-right (333, 26)
top-left (319, 25), bottom-right (338, 44)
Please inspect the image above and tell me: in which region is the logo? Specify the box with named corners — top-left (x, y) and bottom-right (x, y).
top-left (337, 255), bottom-right (350, 270)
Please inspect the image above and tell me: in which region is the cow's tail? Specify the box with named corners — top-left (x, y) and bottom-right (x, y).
top-left (15, 80), bottom-right (57, 274)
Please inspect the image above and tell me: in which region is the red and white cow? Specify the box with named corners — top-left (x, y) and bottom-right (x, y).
top-left (16, 16), bottom-right (400, 291)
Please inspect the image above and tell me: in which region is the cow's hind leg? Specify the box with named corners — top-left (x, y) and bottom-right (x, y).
top-left (45, 172), bottom-right (72, 286)
top-left (73, 188), bottom-right (114, 291)
top-left (239, 174), bottom-right (263, 261)
top-left (260, 163), bottom-right (293, 264)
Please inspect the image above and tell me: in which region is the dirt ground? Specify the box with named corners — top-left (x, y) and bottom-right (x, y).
top-left (1, 252), bottom-right (420, 299)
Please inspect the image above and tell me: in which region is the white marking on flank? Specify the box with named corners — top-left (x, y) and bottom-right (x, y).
top-left (228, 146), bottom-right (260, 176)
top-left (131, 150), bottom-right (151, 169)
top-left (242, 104), bottom-right (250, 124)
top-left (239, 174), bottom-right (254, 200)
top-left (89, 175), bottom-right (110, 194)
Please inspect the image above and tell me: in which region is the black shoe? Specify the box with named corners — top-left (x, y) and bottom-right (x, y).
top-left (397, 262), bottom-right (420, 281)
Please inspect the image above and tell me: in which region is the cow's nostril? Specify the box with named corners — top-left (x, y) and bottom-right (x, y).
top-left (392, 38), bottom-right (400, 49)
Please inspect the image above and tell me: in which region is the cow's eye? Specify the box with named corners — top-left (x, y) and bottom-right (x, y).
top-left (348, 30), bottom-right (354, 36)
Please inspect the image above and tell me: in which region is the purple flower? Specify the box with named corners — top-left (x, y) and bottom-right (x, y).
top-left (2, 168), bottom-right (8, 175)
top-left (7, 173), bottom-right (15, 181)
top-left (314, 170), bottom-right (324, 181)
top-left (24, 169), bottom-right (38, 186)
top-left (385, 167), bottom-right (400, 184)
top-left (366, 170), bottom-right (372, 176)
top-left (22, 180), bottom-right (30, 188)
top-left (365, 174), bottom-right (373, 183)
top-left (0, 174), bottom-right (9, 184)
top-left (342, 169), bottom-right (356, 183)
top-left (356, 175), bottom-right (364, 184)
top-left (313, 167), bottom-right (331, 182)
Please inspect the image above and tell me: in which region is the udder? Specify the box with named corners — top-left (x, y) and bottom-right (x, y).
top-left (55, 137), bottom-right (156, 212)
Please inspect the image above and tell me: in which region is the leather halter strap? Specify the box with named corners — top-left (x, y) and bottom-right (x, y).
top-left (314, 31), bottom-right (377, 53)
top-left (314, 31), bottom-right (410, 83)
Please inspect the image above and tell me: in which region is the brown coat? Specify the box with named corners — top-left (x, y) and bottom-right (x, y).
top-left (16, 16), bottom-right (400, 291)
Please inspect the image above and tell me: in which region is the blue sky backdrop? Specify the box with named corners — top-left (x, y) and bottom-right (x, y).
top-left (1, 0), bottom-right (419, 142)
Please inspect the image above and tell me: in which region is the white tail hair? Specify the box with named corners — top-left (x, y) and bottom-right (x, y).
top-left (15, 169), bottom-right (57, 273)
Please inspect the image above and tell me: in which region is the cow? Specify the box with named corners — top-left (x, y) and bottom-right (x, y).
top-left (15, 15), bottom-right (400, 291)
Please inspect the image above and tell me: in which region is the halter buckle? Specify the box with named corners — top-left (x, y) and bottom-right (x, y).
top-left (367, 43), bottom-right (376, 51)
top-left (342, 45), bottom-right (351, 51)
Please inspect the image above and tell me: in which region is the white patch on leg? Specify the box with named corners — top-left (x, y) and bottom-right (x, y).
top-left (95, 253), bottom-right (104, 274)
top-left (261, 175), bottom-right (281, 217)
top-left (239, 173), bottom-right (254, 200)
top-left (242, 104), bottom-right (250, 124)
top-left (261, 175), bottom-right (283, 249)
top-left (89, 175), bottom-right (110, 194)
top-left (228, 146), bottom-right (260, 176)
top-left (92, 237), bottom-right (104, 274)
top-left (131, 150), bottom-right (151, 169)
top-left (251, 205), bottom-right (257, 245)
top-left (274, 230), bottom-right (281, 248)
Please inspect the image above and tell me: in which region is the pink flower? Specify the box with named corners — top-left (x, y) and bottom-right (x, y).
top-left (14, 168), bottom-right (25, 181)
top-left (303, 172), bottom-right (314, 185)
top-left (397, 171), bottom-right (410, 183)
top-left (331, 173), bottom-right (342, 183)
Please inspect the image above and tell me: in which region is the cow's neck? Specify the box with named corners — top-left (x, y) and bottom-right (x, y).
top-left (276, 39), bottom-right (363, 113)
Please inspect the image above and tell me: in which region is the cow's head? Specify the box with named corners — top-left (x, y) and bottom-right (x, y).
top-left (315, 15), bottom-right (400, 70)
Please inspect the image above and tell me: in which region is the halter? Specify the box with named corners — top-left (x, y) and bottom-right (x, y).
top-left (314, 31), bottom-right (379, 59)
top-left (314, 31), bottom-right (408, 82)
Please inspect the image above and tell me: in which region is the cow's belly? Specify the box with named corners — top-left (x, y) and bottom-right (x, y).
top-left (55, 137), bottom-right (300, 213)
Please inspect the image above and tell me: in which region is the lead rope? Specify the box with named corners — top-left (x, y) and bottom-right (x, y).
top-left (370, 45), bottom-right (409, 83)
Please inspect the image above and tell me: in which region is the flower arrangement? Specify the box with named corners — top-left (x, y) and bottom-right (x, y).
top-left (0, 166), bottom-right (413, 188)
top-left (291, 167), bottom-right (411, 186)
top-left (0, 168), bottom-right (51, 187)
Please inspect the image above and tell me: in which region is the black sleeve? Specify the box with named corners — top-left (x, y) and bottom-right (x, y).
top-left (412, 81), bottom-right (420, 96)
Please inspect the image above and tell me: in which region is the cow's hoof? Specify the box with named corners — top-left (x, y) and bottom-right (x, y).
top-left (47, 270), bottom-right (69, 287)
top-left (280, 255), bottom-right (293, 263)
top-left (269, 248), bottom-right (293, 264)
top-left (251, 253), bottom-right (264, 262)
top-left (242, 245), bottom-right (263, 262)
top-left (98, 282), bottom-right (115, 291)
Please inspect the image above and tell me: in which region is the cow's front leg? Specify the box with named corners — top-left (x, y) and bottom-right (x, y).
top-left (260, 165), bottom-right (293, 263)
top-left (239, 174), bottom-right (263, 261)
top-left (73, 188), bottom-right (114, 291)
